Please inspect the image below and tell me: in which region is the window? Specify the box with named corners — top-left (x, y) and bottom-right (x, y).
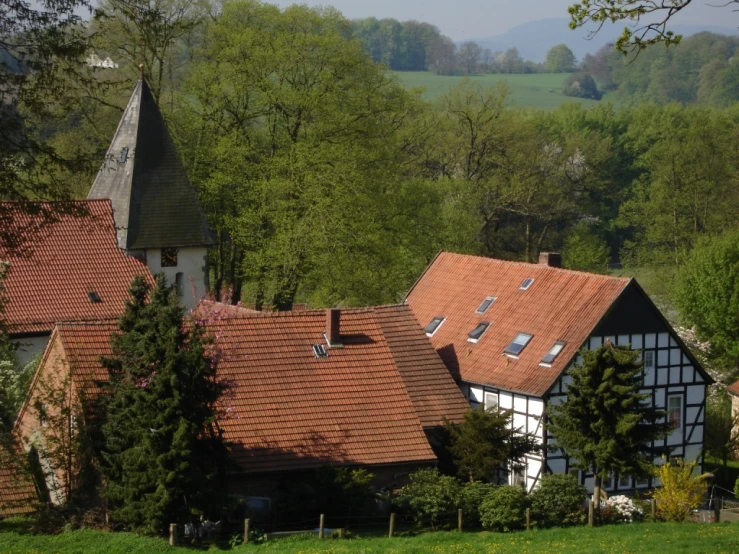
top-left (668, 395), bottom-right (683, 431)
top-left (475, 296), bottom-right (496, 314)
top-left (644, 350), bottom-right (655, 369)
top-left (88, 291), bottom-right (102, 303)
top-left (424, 316), bottom-right (445, 337)
top-left (512, 465), bottom-right (526, 487)
top-left (519, 278), bottom-right (534, 290)
top-left (175, 272), bottom-right (184, 297)
top-left (161, 247), bottom-right (178, 267)
top-left (484, 391), bottom-right (498, 410)
top-left (541, 341), bottom-right (566, 365)
top-left (601, 473), bottom-right (613, 490)
top-left (504, 332), bottom-right (533, 356)
top-left (618, 474), bottom-right (631, 488)
top-left (636, 476), bottom-right (649, 487)
top-left (119, 147), bottom-right (129, 163)
top-left (468, 322), bottom-right (490, 343)
top-left (312, 344), bottom-right (328, 358)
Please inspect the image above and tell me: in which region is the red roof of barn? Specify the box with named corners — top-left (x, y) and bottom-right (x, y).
top-left (405, 252), bottom-right (631, 397)
top-left (23, 304), bottom-right (467, 475)
top-left (0, 201), bottom-right (152, 334)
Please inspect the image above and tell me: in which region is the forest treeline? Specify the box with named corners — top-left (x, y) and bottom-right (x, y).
top-left (13, 0), bottom-right (739, 313)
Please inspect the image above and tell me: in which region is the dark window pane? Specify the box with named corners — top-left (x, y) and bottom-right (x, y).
top-left (468, 322), bottom-right (490, 342)
top-left (476, 296), bottom-right (496, 314)
top-left (424, 317), bottom-right (445, 335)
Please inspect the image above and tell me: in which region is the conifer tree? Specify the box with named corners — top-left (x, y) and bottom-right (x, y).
top-left (445, 406), bottom-right (539, 483)
top-left (547, 342), bottom-right (667, 508)
top-left (99, 274), bottom-right (228, 534)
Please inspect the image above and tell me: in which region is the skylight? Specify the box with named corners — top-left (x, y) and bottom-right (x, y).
top-left (475, 296), bottom-right (496, 314)
top-left (88, 291), bottom-right (101, 303)
top-left (424, 316), bottom-right (446, 337)
top-left (504, 332), bottom-right (533, 356)
top-left (468, 322), bottom-right (490, 343)
top-left (312, 344), bottom-right (328, 358)
top-left (519, 278), bottom-right (534, 290)
top-left (541, 341), bottom-right (566, 365)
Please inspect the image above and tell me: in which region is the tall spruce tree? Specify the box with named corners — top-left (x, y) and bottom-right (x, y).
top-left (547, 342), bottom-right (667, 507)
top-left (100, 275), bottom-right (228, 534)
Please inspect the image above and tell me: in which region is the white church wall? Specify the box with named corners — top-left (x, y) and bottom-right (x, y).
top-left (145, 247), bottom-right (208, 310)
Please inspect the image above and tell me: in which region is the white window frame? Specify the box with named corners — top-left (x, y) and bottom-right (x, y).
top-left (668, 394), bottom-right (683, 432)
top-left (467, 322), bottom-right (490, 344)
top-left (424, 316), bottom-right (446, 337)
top-left (475, 296), bottom-right (496, 314)
top-left (484, 391), bottom-right (498, 410)
top-left (519, 278), bottom-right (535, 290)
top-left (504, 332), bottom-right (533, 357)
top-left (644, 350), bottom-right (655, 370)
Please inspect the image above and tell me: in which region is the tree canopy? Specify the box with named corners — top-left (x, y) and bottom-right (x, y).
top-left (545, 44), bottom-right (577, 72)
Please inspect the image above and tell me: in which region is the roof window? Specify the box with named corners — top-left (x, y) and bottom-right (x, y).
top-left (541, 341), bottom-right (566, 365)
top-left (312, 344), bottom-right (328, 358)
top-left (424, 316), bottom-right (446, 337)
top-left (475, 296), bottom-right (496, 314)
top-left (468, 322), bottom-right (490, 344)
top-left (119, 147), bottom-right (129, 164)
top-left (504, 332), bottom-right (532, 356)
top-left (519, 278), bottom-right (534, 290)
top-left (88, 291), bottom-right (101, 303)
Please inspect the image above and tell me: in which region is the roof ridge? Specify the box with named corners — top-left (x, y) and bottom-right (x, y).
top-left (438, 251), bottom-right (631, 282)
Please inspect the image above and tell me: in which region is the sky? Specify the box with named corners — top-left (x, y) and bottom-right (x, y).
top-left (269, 0), bottom-right (733, 40)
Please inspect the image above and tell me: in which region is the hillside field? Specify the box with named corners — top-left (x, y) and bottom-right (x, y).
top-left (1, 521), bottom-right (738, 553)
top-left (391, 71), bottom-right (615, 109)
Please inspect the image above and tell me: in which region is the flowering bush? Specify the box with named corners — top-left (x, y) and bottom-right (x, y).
top-left (598, 495), bottom-right (643, 524)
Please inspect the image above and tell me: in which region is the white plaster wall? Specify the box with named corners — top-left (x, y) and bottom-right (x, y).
top-left (145, 247), bottom-right (208, 310)
top-left (12, 335), bottom-right (50, 366)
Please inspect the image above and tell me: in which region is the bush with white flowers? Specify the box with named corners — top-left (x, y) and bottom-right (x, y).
top-left (599, 495), bottom-right (643, 523)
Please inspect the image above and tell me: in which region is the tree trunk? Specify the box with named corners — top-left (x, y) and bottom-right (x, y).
top-left (593, 473), bottom-right (602, 511)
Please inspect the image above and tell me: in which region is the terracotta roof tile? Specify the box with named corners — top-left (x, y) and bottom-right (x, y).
top-left (38, 303), bottom-right (467, 475)
top-left (0, 200), bottom-right (153, 334)
top-left (405, 252), bottom-right (631, 397)
top-left (728, 380), bottom-right (739, 397)
top-left (0, 444), bottom-right (37, 517)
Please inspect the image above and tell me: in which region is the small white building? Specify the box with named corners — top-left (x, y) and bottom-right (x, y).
top-left (88, 77), bottom-right (215, 309)
top-left (406, 251), bottom-right (712, 493)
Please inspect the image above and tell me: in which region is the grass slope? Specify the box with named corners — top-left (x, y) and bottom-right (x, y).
top-left (1, 522), bottom-right (738, 553)
top-left (392, 71), bottom-right (614, 109)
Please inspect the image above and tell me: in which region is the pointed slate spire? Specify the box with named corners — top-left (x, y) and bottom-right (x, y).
top-left (88, 79), bottom-right (214, 250)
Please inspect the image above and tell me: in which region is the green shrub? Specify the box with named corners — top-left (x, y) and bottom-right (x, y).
top-left (395, 468), bottom-right (461, 529)
top-left (479, 485), bottom-right (527, 532)
top-left (459, 481), bottom-right (497, 527)
top-left (529, 474), bottom-right (587, 528)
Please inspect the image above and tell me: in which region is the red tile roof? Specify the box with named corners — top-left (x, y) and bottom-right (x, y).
top-left (0, 200), bottom-right (152, 334)
top-left (405, 252), bottom-right (631, 397)
top-left (27, 303), bottom-right (467, 475)
top-left (0, 443), bottom-right (37, 517)
top-left (728, 380), bottom-right (739, 397)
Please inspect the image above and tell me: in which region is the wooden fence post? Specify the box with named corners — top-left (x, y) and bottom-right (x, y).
top-left (169, 523), bottom-right (177, 546)
top-left (651, 498), bottom-right (657, 521)
top-left (389, 512), bottom-right (396, 538)
top-left (243, 518), bottom-right (250, 545)
top-left (319, 513), bottom-right (325, 539)
top-left (525, 507), bottom-right (531, 530)
top-left (458, 508), bottom-right (463, 532)
top-left (588, 500), bottom-right (594, 527)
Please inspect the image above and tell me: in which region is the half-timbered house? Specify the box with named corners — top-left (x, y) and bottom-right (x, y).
top-left (405, 251), bottom-right (712, 494)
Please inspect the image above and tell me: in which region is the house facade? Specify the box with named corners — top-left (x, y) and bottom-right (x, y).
top-left (405, 251), bottom-right (712, 493)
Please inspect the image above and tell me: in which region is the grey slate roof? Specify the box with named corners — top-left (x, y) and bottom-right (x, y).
top-left (88, 79), bottom-right (214, 250)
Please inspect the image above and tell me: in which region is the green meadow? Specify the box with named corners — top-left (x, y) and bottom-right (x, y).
top-left (1, 521), bottom-right (738, 554)
top-left (391, 71), bottom-right (615, 109)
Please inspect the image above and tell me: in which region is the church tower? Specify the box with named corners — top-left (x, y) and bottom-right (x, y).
top-left (88, 78), bottom-right (214, 308)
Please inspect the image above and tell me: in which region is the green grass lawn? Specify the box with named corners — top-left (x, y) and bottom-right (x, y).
top-left (391, 71), bottom-right (616, 109)
top-left (1, 521), bottom-right (738, 554)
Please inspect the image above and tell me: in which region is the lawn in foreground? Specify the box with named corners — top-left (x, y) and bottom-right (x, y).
top-left (1, 522), bottom-right (738, 554)
top-left (391, 71), bottom-right (615, 109)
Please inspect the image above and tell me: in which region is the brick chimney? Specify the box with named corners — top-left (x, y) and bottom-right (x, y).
top-left (326, 308), bottom-right (342, 346)
top-left (538, 252), bottom-right (561, 268)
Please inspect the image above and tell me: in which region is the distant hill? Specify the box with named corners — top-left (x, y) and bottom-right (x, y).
top-left (468, 18), bottom-right (739, 62)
